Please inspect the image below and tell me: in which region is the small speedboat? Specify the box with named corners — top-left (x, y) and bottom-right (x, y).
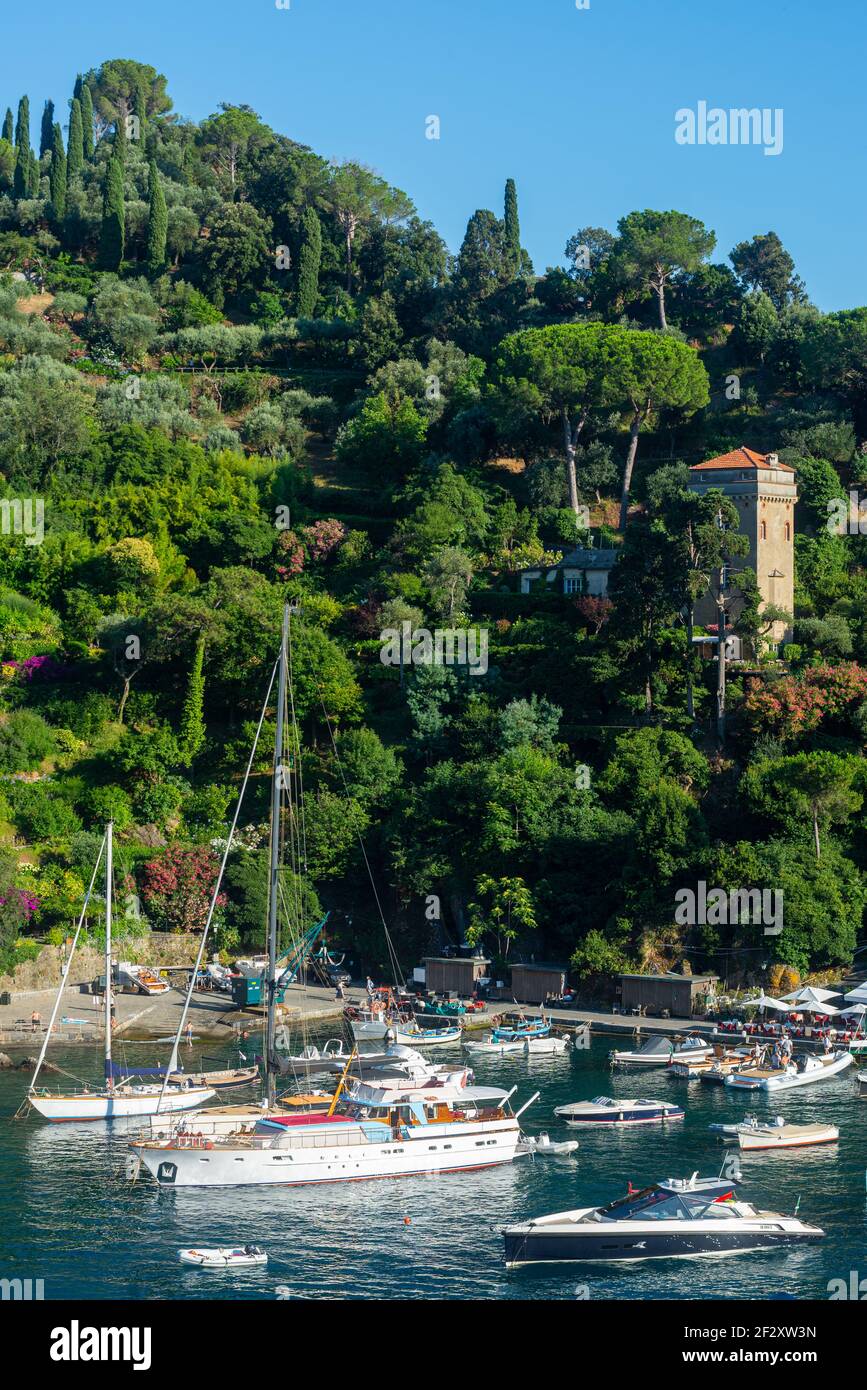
top-left (179, 1246), bottom-right (268, 1268)
top-left (609, 1035), bottom-right (712, 1069)
top-left (503, 1173), bottom-right (824, 1266)
top-left (725, 1050), bottom-right (854, 1092)
top-left (709, 1116), bottom-right (839, 1151)
top-left (519, 1131), bottom-right (579, 1157)
top-left (553, 1096), bottom-right (684, 1128)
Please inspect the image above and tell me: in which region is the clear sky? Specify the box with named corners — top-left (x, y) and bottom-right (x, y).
top-left (2, 0), bottom-right (864, 310)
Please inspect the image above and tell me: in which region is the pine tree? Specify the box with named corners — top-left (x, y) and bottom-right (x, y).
top-left (50, 122), bottom-right (67, 220)
top-left (39, 99), bottom-right (54, 156)
top-left (12, 140), bottom-right (27, 198)
top-left (296, 207), bottom-right (322, 318)
top-left (80, 82), bottom-right (94, 159)
top-left (179, 637), bottom-right (206, 765)
top-left (67, 98), bottom-right (83, 182)
top-left (2, 108), bottom-right (13, 144)
top-left (504, 178), bottom-right (521, 276)
top-left (14, 95), bottom-right (29, 151)
top-left (99, 156), bottom-right (125, 270)
top-left (146, 160), bottom-right (167, 275)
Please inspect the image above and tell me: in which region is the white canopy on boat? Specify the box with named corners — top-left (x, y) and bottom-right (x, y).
top-left (780, 986), bottom-right (841, 1005)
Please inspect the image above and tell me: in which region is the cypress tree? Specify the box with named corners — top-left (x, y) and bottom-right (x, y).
top-left (80, 83), bottom-right (94, 159)
top-left (39, 99), bottom-right (54, 156)
top-left (504, 178), bottom-right (521, 275)
top-left (27, 148), bottom-right (39, 197)
top-left (179, 636), bottom-right (206, 765)
top-left (12, 140), bottom-right (27, 198)
top-left (296, 207), bottom-right (322, 318)
top-left (146, 160), bottom-right (167, 275)
top-left (14, 95), bottom-right (29, 151)
top-left (67, 98), bottom-right (83, 182)
top-left (2, 108), bottom-right (12, 144)
top-left (50, 122), bottom-right (67, 220)
top-left (114, 111), bottom-right (127, 165)
top-left (73, 74), bottom-right (83, 102)
top-left (99, 156), bottom-right (125, 270)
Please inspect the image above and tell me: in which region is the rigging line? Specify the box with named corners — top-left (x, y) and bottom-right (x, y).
top-left (316, 686), bottom-right (405, 991)
top-left (27, 831), bottom-right (107, 1098)
top-left (159, 652), bottom-right (280, 1103)
top-left (284, 612), bottom-right (309, 976)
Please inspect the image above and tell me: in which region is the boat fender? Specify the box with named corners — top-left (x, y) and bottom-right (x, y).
top-left (204, 1141), bottom-right (214, 1149)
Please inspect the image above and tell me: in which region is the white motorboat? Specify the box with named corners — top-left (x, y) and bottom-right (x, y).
top-left (524, 1036), bottom-right (570, 1055)
top-left (725, 1049), bottom-right (854, 1091)
top-left (179, 1246), bottom-right (267, 1268)
top-left (609, 1035), bottom-right (712, 1069)
top-left (709, 1116), bottom-right (839, 1151)
top-left (553, 1096), bottom-right (685, 1127)
top-left (27, 824), bottom-right (215, 1123)
top-left (503, 1173), bottom-right (824, 1266)
top-left (518, 1131), bottom-right (579, 1157)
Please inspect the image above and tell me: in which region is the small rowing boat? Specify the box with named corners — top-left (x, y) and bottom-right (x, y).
top-left (709, 1116), bottom-right (840, 1151)
top-left (179, 1246), bottom-right (268, 1268)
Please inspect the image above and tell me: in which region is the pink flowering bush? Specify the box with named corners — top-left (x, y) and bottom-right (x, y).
top-left (141, 846), bottom-right (226, 933)
top-left (744, 662), bottom-right (867, 740)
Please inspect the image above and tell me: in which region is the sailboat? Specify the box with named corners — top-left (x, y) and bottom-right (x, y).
top-left (130, 606), bottom-right (538, 1184)
top-left (28, 824), bottom-right (215, 1122)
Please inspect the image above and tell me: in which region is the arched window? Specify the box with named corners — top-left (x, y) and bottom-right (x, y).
top-left (760, 521), bottom-right (767, 540)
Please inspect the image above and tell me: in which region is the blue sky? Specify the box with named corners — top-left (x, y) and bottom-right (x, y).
top-left (2, 0), bottom-right (864, 310)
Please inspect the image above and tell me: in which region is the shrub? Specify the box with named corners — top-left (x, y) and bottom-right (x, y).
top-left (0, 709), bottom-right (56, 771)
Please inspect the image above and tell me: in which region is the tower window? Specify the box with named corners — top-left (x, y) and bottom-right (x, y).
top-left (760, 521), bottom-right (767, 540)
top-left (784, 522), bottom-right (791, 541)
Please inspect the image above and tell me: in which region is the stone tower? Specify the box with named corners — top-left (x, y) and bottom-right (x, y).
top-left (687, 446), bottom-right (797, 647)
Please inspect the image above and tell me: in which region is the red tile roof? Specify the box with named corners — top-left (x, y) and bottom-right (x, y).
top-left (690, 446), bottom-right (794, 473)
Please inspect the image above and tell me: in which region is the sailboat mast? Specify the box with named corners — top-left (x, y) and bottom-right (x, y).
top-left (266, 605), bottom-right (290, 1107)
top-left (104, 821), bottom-right (114, 1093)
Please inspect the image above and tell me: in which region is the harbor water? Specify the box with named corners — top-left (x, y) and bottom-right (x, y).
top-left (2, 1034), bottom-right (865, 1300)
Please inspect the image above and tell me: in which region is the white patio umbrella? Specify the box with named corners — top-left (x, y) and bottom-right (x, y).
top-left (844, 984), bottom-right (867, 1004)
top-left (795, 1000), bottom-right (842, 1016)
top-left (839, 1002), bottom-right (867, 1017)
top-left (743, 994), bottom-right (789, 1012)
top-left (780, 986), bottom-right (841, 1005)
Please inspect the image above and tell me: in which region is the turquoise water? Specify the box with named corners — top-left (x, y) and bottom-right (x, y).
top-left (1, 1035), bottom-right (865, 1300)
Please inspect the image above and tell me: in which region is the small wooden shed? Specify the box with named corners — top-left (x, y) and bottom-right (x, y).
top-left (510, 962), bottom-right (568, 1005)
top-left (617, 972), bottom-right (719, 1019)
top-left (423, 956), bottom-right (490, 996)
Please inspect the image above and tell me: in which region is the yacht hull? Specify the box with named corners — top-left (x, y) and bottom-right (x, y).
top-left (29, 1086), bottom-right (216, 1121)
top-left (504, 1223), bottom-right (824, 1266)
top-left (132, 1117), bottom-right (521, 1188)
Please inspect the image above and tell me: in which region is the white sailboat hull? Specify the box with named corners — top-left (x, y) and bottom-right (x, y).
top-left (30, 1085), bottom-right (215, 1122)
top-left (133, 1116), bottom-right (521, 1187)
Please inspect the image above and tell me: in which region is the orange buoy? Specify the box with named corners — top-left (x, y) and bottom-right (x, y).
top-left (403, 1217), bottom-right (411, 1225)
